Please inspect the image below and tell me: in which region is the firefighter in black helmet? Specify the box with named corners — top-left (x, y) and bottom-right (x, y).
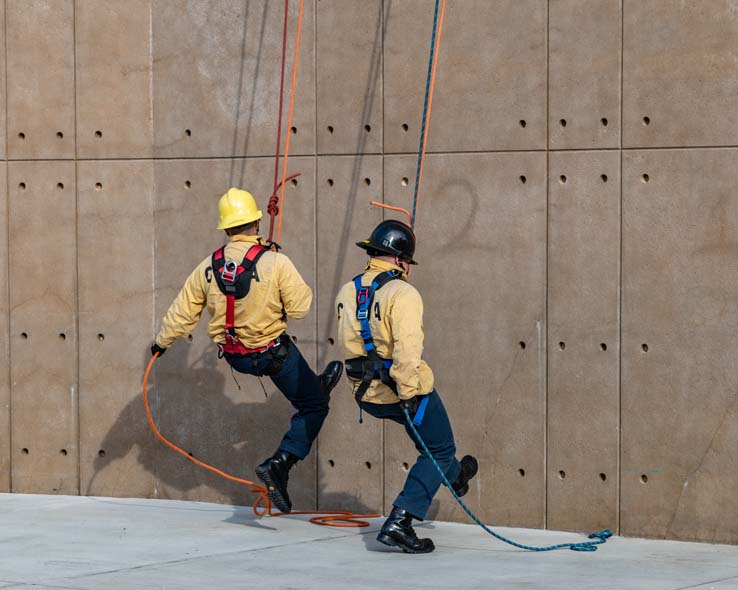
top-left (335, 219), bottom-right (478, 554)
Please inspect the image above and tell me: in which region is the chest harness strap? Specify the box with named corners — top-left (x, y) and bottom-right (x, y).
top-left (211, 244), bottom-right (268, 355)
top-left (349, 270), bottom-right (428, 425)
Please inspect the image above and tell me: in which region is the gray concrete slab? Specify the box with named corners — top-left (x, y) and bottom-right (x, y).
top-left (1, 495), bottom-right (738, 590)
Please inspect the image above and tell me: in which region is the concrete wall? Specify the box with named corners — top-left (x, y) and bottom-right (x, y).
top-left (2, 0), bottom-right (738, 544)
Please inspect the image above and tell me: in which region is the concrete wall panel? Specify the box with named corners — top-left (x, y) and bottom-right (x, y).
top-left (316, 0), bottom-right (383, 155)
top-left (152, 157), bottom-right (317, 509)
top-left (0, 163), bottom-right (8, 491)
top-left (7, 0), bottom-right (75, 159)
top-left (549, 0), bottom-right (621, 149)
top-left (547, 151), bottom-right (620, 533)
top-left (382, 153), bottom-right (547, 527)
top-left (75, 0), bottom-right (153, 159)
top-left (622, 149), bottom-right (738, 543)
top-left (77, 161), bottom-right (155, 498)
top-left (383, 0), bottom-right (546, 153)
top-left (0, 4), bottom-right (7, 160)
top-left (153, 1), bottom-right (315, 159)
top-left (316, 155), bottom-right (384, 513)
top-left (623, 0), bottom-right (738, 147)
top-left (8, 161), bottom-right (77, 494)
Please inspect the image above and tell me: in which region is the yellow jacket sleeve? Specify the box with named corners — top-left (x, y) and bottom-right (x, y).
top-left (388, 286), bottom-right (426, 400)
top-left (155, 260), bottom-right (209, 348)
top-left (277, 254), bottom-right (312, 320)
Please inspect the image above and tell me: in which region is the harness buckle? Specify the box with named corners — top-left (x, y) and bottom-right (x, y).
top-left (221, 259), bottom-right (238, 283)
top-left (357, 309), bottom-right (369, 320)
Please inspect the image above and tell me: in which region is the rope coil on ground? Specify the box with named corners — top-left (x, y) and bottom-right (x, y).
top-left (142, 354), bottom-right (378, 528)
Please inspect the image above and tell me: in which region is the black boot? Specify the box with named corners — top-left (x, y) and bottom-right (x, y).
top-left (376, 506), bottom-right (435, 554)
top-left (451, 455), bottom-right (479, 498)
top-left (255, 450), bottom-right (298, 513)
top-left (320, 361), bottom-right (343, 397)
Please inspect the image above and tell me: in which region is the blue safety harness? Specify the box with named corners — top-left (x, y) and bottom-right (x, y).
top-left (348, 270), bottom-right (429, 425)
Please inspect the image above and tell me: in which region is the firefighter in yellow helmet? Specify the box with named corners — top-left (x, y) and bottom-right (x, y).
top-left (151, 188), bottom-right (343, 513)
top-left (335, 220), bottom-right (478, 554)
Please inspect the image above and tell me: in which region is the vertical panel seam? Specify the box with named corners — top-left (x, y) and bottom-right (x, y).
top-left (617, 0), bottom-right (625, 536)
top-left (4, 0), bottom-right (11, 493)
top-left (380, 0), bottom-right (386, 517)
top-left (543, 0), bottom-right (550, 530)
top-left (72, 0), bottom-right (81, 496)
top-left (313, 0), bottom-right (319, 511)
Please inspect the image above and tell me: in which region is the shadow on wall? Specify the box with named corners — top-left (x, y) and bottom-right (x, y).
top-left (91, 344), bottom-right (373, 519)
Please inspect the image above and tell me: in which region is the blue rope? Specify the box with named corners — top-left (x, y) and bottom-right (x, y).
top-left (402, 407), bottom-right (612, 552)
top-left (411, 0), bottom-right (442, 230)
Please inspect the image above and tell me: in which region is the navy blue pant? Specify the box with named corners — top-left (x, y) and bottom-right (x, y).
top-left (225, 341), bottom-right (328, 460)
top-left (360, 390), bottom-right (461, 520)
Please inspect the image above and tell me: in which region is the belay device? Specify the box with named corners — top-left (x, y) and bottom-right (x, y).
top-left (211, 243), bottom-right (267, 355)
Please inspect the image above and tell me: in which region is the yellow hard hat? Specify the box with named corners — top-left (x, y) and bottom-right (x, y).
top-left (216, 187), bottom-right (263, 230)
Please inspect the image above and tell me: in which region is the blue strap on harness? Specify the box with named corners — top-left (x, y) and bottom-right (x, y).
top-left (412, 395), bottom-right (429, 426)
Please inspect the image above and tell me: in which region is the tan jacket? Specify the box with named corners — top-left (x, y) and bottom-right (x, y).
top-left (155, 235), bottom-right (312, 349)
top-left (335, 259), bottom-right (434, 404)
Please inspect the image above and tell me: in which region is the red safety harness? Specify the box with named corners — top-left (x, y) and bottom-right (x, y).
top-left (211, 244), bottom-right (273, 355)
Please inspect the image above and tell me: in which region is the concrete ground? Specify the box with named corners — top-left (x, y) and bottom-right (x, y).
top-left (1, 494), bottom-right (737, 589)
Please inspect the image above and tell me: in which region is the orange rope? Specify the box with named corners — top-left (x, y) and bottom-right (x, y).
top-left (370, 201), bottom-right (413, 228)
top-left (413, 0), bottom-right (447, 228)
top-left (143, 353), bottom-right (378, 527)
top-left (275, 0), bottom-right (305, 245)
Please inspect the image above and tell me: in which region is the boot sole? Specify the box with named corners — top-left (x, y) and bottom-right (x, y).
top-left (255, 465), bottom-right (291, 514)
top-left (376, 533), bottom-right (435, 554)
top-left (323, 364), bottom-right (344, 396)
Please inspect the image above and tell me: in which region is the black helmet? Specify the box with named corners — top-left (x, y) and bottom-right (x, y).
top-left (356, 220), bottom-right (418, 265)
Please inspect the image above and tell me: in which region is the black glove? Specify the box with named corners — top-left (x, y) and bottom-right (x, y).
top-left (150, 343), bottom-right (167, 357)
top-left (401, 395), bottom-right (426, 417)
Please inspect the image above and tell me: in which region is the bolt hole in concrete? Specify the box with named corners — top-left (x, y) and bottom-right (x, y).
top-left (20, 332), bottom-right (28, 340)
top-left (558, 470), bottom-right (566, 480)
top-left (519, 468), bottom-right (526, 477)
top-left (327, 178), bottom-right (334, 186)
top-left (402, 123), bottom-right (409, 132)
top-left (290, 178), bottom-right (298, 187)
top-left (187, 334), bottom-right (193, 342)
top-left (291, 335), bottom-right (297, 342)
top-left (641, 343), bottom-right (649, 353)
top-left (641, 474), bottom-right (648, 484)
top-left (60, 449), bottom-right (67, 456)
top-left (184, 180), bottom-right (191, 189)
top-left (328, 459), bottom-right (335, 467)
top-left (19, 182), bottom-right (26, 190)
top-left (98, 449), bottom-right (106, 458)
top-left (559, 118), bottom-right (567, 128)
top-left (401, 177), bottom-right (408, 186)
top-left (402, 462), bottom-right (410, 471)
top-left (642, 173), bottom-right (650, 183)
top-left (56, 131), bottom-right (64, 139)
top-left (519, 119), bottom-right (527, 128)
top-left (21, 448), bottom-right (29, 455)
top-left (327, 125), bottom-right (334, 134)
top-left (559, 175), bottom-right (567, 184)
top-left (59, 333), bottom-right (66, 341)
top-left (601, 118), bottom-right (608, 127)
top-left (57, 182), bottom-right (64, 190)
top-left (600, 473), bottom-right (607, 482)
top-left (365, 462), bottom-right (372, 470)
top-left (290, 126), bottom-right (297, 134)
top-left (600, 343), bottom-right (607, 351)
top-left (328, 337), bottom-right (335, 345)
top-left (558, 341), bottom-right (566, 350)
top-left (95, 182), bottom-right (103, 191)
top-left (643, 116), bottom-right (651, 126)
top-left (94, 130), bottom-right (102, 138)
top-left (364, 124), bottom-right (371, 133)
top-left (364, 178), bottom-right (371, 186)
top-left (185, 128), bottom-right (192, 137)
top-left (519, 175), bottom-right (527, 184)
top-left (98, 333), bottom-right (105, 341)
top-left (519, 341), bottom-right (526, 349)
top-left (601, 174), bottom-right (608, 183)
top-left (18, 131), bottom-right (26, 139)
